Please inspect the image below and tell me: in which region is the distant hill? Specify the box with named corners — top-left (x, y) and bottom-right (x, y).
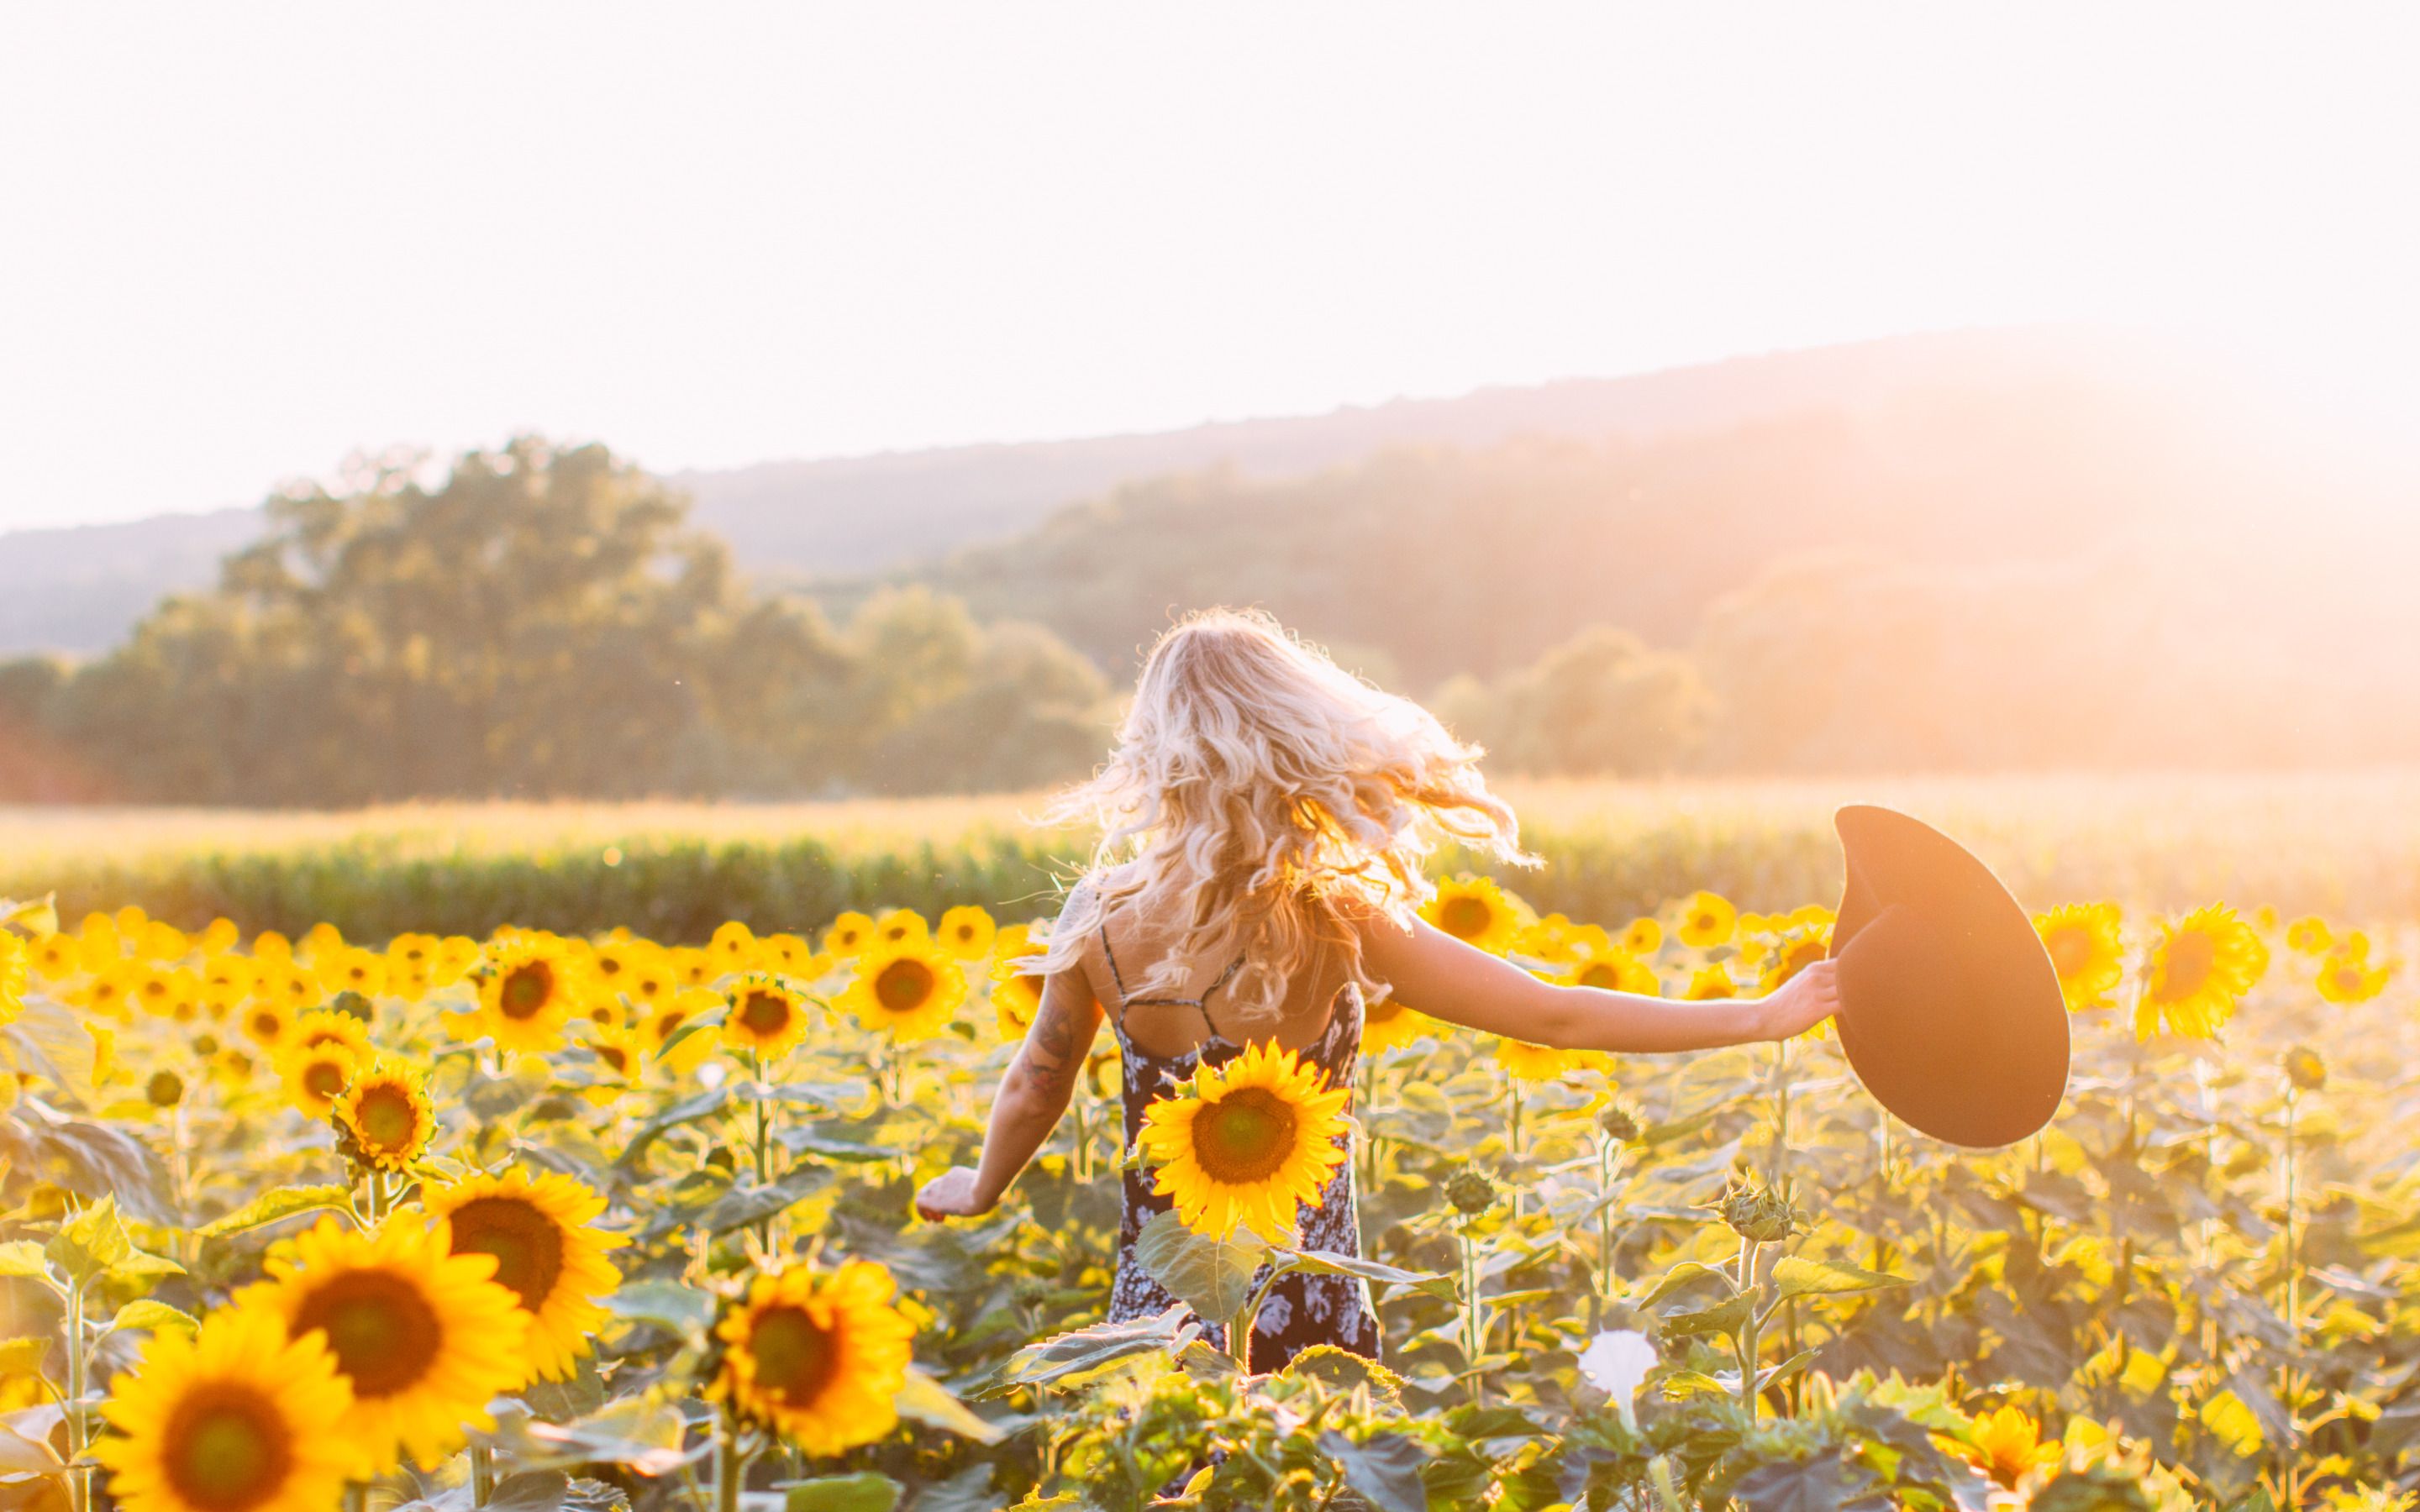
top-left (0, 508), bottom-right (264, 656)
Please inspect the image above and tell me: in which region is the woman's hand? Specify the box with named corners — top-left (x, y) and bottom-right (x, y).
top-left (913, 1166), bottom-right (993, 1222)
top-left (1753, 959), bottom-right (1840, 1042)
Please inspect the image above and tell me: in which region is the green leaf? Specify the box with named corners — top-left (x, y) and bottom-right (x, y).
top-left (195, 1184), bottom-right (355, 1238)
top-left (613, 1086), bottom-right (729, 1170)
top-left (891, 1365), bottom-right (1002, 1445)
top-left (772, 1130), bottom-right (895, 1163)
top-left (0, 1242), bottom-right (50, 1279)
top-left (105, 1299), bottom-right (197, 1335)
top-left (1283, 1344), bottom-right (1407, 1406)
top-left (1635, 1260), bottom-right (1730, 1310)
top-left (104, 1251), bottom-right (186, 1284)
top-left (1657, 1369), bottom-right (1731, 1400)
top-left (0, 1421), bottom-right (60, 1476)
top-left (976, 1303), bottom-right (1197, 1398)
top-left (1133, 1209), bottom-right (1268, 1323)
top-left (3, 895), bottom-right (59, 937)
top-left (1277, 1247), bottom-right (1458, 1304)
top-left (734, 1080), bottom-right (868, 1110)
top-left (1318, 1429), bottom-right (1433, 1512)
top-left (651, 1008), bottom-right (728, 1063)
top-left (1730, 1455), bottom-right (1885, 1512)
top-left (471, 1398), bottom-right (699, 1477)
top-left (600, 1281), bottom-right (715, 1338)
top-left (785, 1476), bottom-right (900, 1512)
top-left (1757, 1350), bottom-right (1817, 1390)
top-left (45, 1196), bottom-right (129, 1284)
top-left (907, 1464), bottom-right (1004, 1512)
top-left (0, 1339), bottom-right (46, 1375)
top-left (467, 1060), bottom-right (556, 1123)
top-left (1768, 1256), bottom-right (1911, 1301)
top-left (698, 1168), bottom-right (834, 1234)
top-left (1660, 1295), bottom-right (1752, 1341)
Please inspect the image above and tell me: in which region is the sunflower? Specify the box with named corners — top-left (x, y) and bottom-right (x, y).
top-left (197, 918), bottom-right (243, 957)
top-left (334, 1057), bottom-right (437, 1173)
top-left (588, 1021), bottom-right (649, 1085)
top-left (423, 1168), bottom-right (626, 1383)
top-left (1137, 1040), bottom-right (1351, 1242)
top-left (1684, 966), bottom-right (1738, 1000)
top-left (1677, 892), bottom-right (1738, 949)
top-left (258, 966), bottom-right (324, 1016)
top-left (2285, 916), bottom-right (2332, 956)
top-left (708, 1260), bottom-right (915, 1454)
top-left (238, 1000), bottom-right (292, 1053)
top-left (250, 932), bottom-right (294, 968)
top-left (247, 1215), bottom-right (529, 1472)
top-left (0, 935), bottom-right (25, 1022)
top-left (1758, 928), bottom-right (1833, 994)
top-left (1516, 914), bottom-right (1608, 965)
top-left (837, 937), bottom-right (966, 1042)
top-left (1359, 991), bottom-right (1433, 1054)
top-left (1958, 1405), bottom-right (2061, 1491)
top-left (298, 922), bottom-right (345, 961)
top-left (2033, 902), bottom-right (2126, 1012)
top-left (1495, 1038), bottom-right (1569, 1083)
top-left (2135, 904), bottom-right (2269, 1042)
top-left (1423, 876), bottom-right (1528, 955)
top-left (313, 948), bottom-right (387, 1000)
top-left (134, 966), bottom-right (200, 1021)
top-left (754, 933), bottom-right (824, 979)
top-left (822, 911), bottom-right (876, 958)
top-left (722, 972), bottom-right (811, 1059)
top-left (987, 924), bottom-right (1045, 1040)
top-left (82, 964), bottom-right (138, 1020)
top-left (28, 933), bottom-right (79, 980)
top-left (708, 921), bottom-right (758, 978)
top-left (95, 1299), bottom-right (359, 1512)
top-left (288, 1008), bottom-right (371, 1060)
top-left (429, 937), bottom-right (481, 988)
top-left (1564, 947), bottom-right (1660, 995)
top-left (668, 947), bottom-right (717, 989)
top-left (2317, 938), bottom-right (2390, 1005)
top-left (936, 905), bottom-right (997, 961)
top-left (199, 954), bottom-right (256, 1016)
top-left (475, 937), bottom-right (585, 1053)
top-left (279, 1042), bottom-right (359, 1121)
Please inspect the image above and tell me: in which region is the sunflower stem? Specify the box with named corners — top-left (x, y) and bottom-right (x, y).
top-left (345, 1483), bottom-right (367, 1512)
top-left (1229, 1298), bottom-right (1254, 1375)
top-left (470, 1444), bottom-right (496, 1508)
top-left (64, 1279), bottom-right (87, 1512)
top-left (715, 1407), bottom-right (747, 1512)
top-left (752, 1051), bottom-right (775, 1252)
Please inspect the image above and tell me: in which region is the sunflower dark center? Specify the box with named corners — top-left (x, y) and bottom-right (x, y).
top-left (739, 991), bottom-right (792, 1036)
top-left (292, 1271), bottom-right (443, 1397)
top-left (598, 1044), bottom-right (629, 1074)
top-left (447, 1196), bottom-right (565, 1313)
top-left (161, 1385), bottom-right (292, 1512)
top-left (2156, 932), bottom-right (2216, 1001)
top-left (748, 1305), bottom-right (838, 1405)
top-left (875, 960), bottom-right (934, 1013)
top-left (1192, 1086), bottom-right (1298, 1184)
top-left (499, 963), bottom-right (555, 1020)
top-left (249, 1011), bottom-right (281, 1039)
top-left (303, 1061), bottom-right (349, 1100)
top-left (653, 1009), bottom-right (686, 1041)
top-left (1365, 995), bottom-right (1404, 1024)
top-left (1578, 963), bottom-right (1619, 990)
top-left (2046, 927), bottom-right (2095, 978)
top-left (1437, 897), bottom-right (1491, 940)
top-left (355, 1086), bottom-right (419, 1151)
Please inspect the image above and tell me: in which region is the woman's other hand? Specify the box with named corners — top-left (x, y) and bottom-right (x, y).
top-left (1754, 958), bottom-right (1840, 1041)
top-left (914, 1166), bottom-right (992, 1221)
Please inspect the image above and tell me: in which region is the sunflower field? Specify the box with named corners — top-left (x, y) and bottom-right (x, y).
top-left (0, 868), bottom-right (2407, 1512)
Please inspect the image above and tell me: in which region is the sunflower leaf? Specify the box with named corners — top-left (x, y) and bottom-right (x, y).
top-left (891, 1366), bottom-right (1003, 1445)
top-left (614, 1087), bottom-right (729, 1171)
top-left (1316, 1428), bottom-right (1433, 1512)
top-left (467, 1060), bottom-right (556, 1123)
top-left (784, 1475), bottom-right (900, 1512)
top-left (103, 1250), bottom-right (185, 1285)
top-left (0, 1339), bottom-right (46, 1375)
top-left (1635, 1260), bottom-right (1733, 1310)
top-left (1134, 1210), bottom-right (1269, 1323)
top-left (0, 1242), bottom-right (50, 1280)
top-left (699, 1168), bottom-right (835, 1235)
top-left (194, 1184), bottom-right (355, 1239)
top-left (601, 1280), bottom-right (716, 1338)
top-left (104, 1299), bottom-right (197, 1335)
top-left (1274, 1248), bottom-right (1458, 1305)
top-left (651, 1008), bottom-right (729, 1064)
top-left (0, 1421), bottom-right (60, 1476)
top-left (1768, 1257), bottom-right (1911, 1301)
top-left (45, 1195), bottom-right (128, 1284)
top-left (974, 1303), bottom-right (1197, 1399)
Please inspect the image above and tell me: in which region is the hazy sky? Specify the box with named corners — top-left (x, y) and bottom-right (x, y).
top-left (3, 4), bottom-right (2417, 531)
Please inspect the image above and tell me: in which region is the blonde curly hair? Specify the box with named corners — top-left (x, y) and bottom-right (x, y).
top-left (1031, 608), bottom-right (1532, 1026)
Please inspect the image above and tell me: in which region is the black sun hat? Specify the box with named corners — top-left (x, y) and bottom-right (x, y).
top-left (1827, 805), bottom-right (2069, 1148)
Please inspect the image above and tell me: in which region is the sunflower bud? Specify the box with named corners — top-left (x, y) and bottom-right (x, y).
top-left (1597, 1101), bottom-right (1644, 1143)
top-left (2281, 1045), bottom-right (2326, 1094)
top-left (1444, 1168), bottom-right (1500, 1217)
top-left (1714, 1183), bottom-right (1799, 1243)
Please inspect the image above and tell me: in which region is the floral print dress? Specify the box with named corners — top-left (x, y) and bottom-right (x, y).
top-left (1097, 927), bottom-right (1382, 1368)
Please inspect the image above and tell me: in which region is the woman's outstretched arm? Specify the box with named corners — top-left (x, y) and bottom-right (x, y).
top-left (913, 967), bottom-right (1105, 1220)
top-left (1357, 911), bottom-right (1838, 1051)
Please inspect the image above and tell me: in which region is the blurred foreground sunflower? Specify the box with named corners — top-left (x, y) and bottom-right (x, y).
top-left (1563, 947), bottom-right (1658, 995)
top-left (424, 1168), bottom-right (626, 1383)
top-left (2033, 902), bottom-right (2126, 1012)
top-left (2317, 936), bottom-right (2390, 1005)
top-left (722, 972), bottom-right (811, 1059)
top-left (837, 937), bottom-right (965, 1042)
top-left (1423, 876), bottom-right (1528, 955)
top-left (1757, 929), bottom-right (1833, 994)
top-left (334, 1056), bottom-right (436, 1173)
top-left (1957, 1405), bottom-right (2061, 1490)
top-left (97, 1301), bottom-right (358, 1512)
top-left (2285, 916), bottom-right (2331, 956)
top-left (1358, 992), bottom-right (1432, 1054)
top-left (1139, 1039), bottom-right (1350, 1242)
top-left (1684, 966), bottom-right (1738, 1000)
top-left (247, 1215), bottom-right (529, 1472)
top-left (710, 1259), bottom-right (915, 1455)
top-left (1494, 1037), bottom-right (1568, 1083)
top-left (1677, 892), bottom-right (1738, 949)
top-left (988, 924), bottom-right (1044, 1041)
top-left (2136, 904), bottom-right (2268, 1041)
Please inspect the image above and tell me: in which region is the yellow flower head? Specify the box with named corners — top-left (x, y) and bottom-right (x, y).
top-left (2285, 916), bottom-right (2332, 956)
top-left (134, 965), bottom-right (200, 1021)
top-left (256, 965), bottom-right (324, 1018)
top-left (314, 947), bottom-right (387, 1000)
top-left (279, 1042), bottom-right (360, 1121)
top-left (1517, 914), bottom-right (1607, 965)
top-left (875, 911), bottom-right (929, 951)
top-left (936, 905), bottom-right (997, 961)
top-left (423, 1167), bottom-right (627, 1383)
top-left (2317, 947), bottom-right (2390, 1005)
top-left (134, 921), bottom-right (187, 963)
top-left (1564, 947), bottom-right (1659, 995)
top-left (334, 1056), bottom-right (437, 1173)
top-left (987, 923), bottom-right (1044, 1040)
top-left (1620, 918), bottom-right (1664, 956)
top-left (708, 921), bottom-right (758, 978)
top-left (239, 1000), bottom-right (294, 1052)
top-left (668, 946), bottom-right (716, 989)
top-left (1758, 927), bottom-right (1834, 994)
top-left (2033, 902), bottom-right (2125, 1012)
top-left (1677, 892), bottom-right (1738, 949)
top-left (2136, 903), bottom-right (2269, 1042)
top-left (195, 917), bottom-right (239, 956)
top-left (289, 1008), bottom-right (372, 1060)
top-left (822, 911), bottom-right (876, 959)
top-left (754, 933), bottom-right (824, 979)
top-left (837, 937), bottom-right (966, 1042)
top-left (429, 936), bottom-right (481, 987)
top-left (199, 954), bottom-right (256, 1015)
top-left (475, 937), bottom-right (586, 1053)
top-left (587, 936), bottom-right (656, 999)
top-left (95, 1300), bottom-right (358, 1512)
top-left (250, 932), bottom-right (294, 968)
top-left (589, 1021), bottom-right (650, 1086)
top-left (1137, 1040), bottom-right (1352, 1242)
top-left (1422, 876), bottom-right (1528, 955)
top-left (1495, 1038), bottom-right (1569, 1083)
top-left (298, 922), bottom-right (344, 962)
top-left (247, 1215), bottom-right (529, 1473)
top-left (1359, 991), bottom-right (1433, 1054)
top-left (1959, 1405), bottom-right (2061, 1491)
top-left (722, 972), bottom-right (812, 1059)
top-left (0, 934), bottom-right (26, 1023)
top-left (1684, 965), bottom-right (1737, 1000)
top-left (29, 933), bottom-right (80, 981)
top-left (708, 1260), bottom-right (916, 1455)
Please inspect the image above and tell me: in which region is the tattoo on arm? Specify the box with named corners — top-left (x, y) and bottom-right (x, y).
top-left (1014, 990), bottom-right (1086, 1099)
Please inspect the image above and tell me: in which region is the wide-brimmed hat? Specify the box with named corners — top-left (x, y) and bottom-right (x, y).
top-left (1828, 805), bottom-right (2069, 1148)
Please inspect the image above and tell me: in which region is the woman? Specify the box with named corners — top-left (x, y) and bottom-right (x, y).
top-left (915, 609), bottom-right (1836, 1368)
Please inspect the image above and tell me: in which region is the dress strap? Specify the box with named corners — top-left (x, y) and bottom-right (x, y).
top-left (1098, 922), bottom-right (1248, 1043)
